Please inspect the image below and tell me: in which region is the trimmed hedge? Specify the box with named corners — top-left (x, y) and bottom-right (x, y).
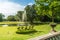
top-left (16, 29), bottom-right (37, 34)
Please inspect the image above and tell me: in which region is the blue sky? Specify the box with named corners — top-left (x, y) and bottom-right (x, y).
top-left (10, 0), bottom-right (35, 6)
top-left (0, 0), bottom-right (35, 18)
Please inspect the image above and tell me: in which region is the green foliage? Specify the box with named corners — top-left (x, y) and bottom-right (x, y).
top-left (16, 29), bottom-right (36, 34)
top-left (25, 4), bottom-right (37, 23)
top-left (16, 25), bottom-right (35, 34)
top-left (7, 15), bottom-right (16, 21)
top-left (15, 11), bottom-right (24, 21)
top-left (35, 0), bottom-right (60, 22)
top-left (0, 23), bottom-right (60, 40)
top-left (0, 13), bottom-right (4, 22)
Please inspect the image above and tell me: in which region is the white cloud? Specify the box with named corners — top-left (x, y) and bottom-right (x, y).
top-left (0, 1), bottom-right (25, 18)
top-left (28, 3), bottom-right (33, 5)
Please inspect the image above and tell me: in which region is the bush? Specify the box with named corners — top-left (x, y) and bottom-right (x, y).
top-left (16, 29), bottom-right (37, 34)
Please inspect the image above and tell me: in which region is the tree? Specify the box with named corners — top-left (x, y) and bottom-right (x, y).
top-left (35, 0), bottom-right (50, 22)
top-left (25, 4), bottom-right (37, 23)
top-left (25, 4), bottom-right (37, 29)
top-left (7, 15), bottom-right (16, 21)
top-left (54, 5), bottom-right (60, 22)
top-left (15, 11), bottom-right (24, 21)
top-left (0, 13), bottom-right (4, 22)
top-left (49, 0), bottom-right (60, 22)
top-left (35, 0), bottom-right (60, 22)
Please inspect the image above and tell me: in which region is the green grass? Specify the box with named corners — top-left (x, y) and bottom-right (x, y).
top-left (0, 24), bottom-right (60, 40)
top-left (0, 21), bottom-right (26, 24)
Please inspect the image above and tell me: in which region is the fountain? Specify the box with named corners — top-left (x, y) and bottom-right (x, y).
top-left (22, 10), bottom-right (27, 22)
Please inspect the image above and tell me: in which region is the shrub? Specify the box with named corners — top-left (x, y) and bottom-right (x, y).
top-left (16, 26), bottom-right (36, 34)
top-left (16, 29), bottom-right (37, 34)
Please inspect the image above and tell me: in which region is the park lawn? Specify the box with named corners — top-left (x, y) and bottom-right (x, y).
top-left (0, 24), bottom-right (60, 40)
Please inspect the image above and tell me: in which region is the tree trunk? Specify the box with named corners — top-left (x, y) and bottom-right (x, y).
top-left (52, 8), bottom-right (55, 22)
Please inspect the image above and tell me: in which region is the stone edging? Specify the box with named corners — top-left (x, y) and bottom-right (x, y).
top-left (28, 31), bottom-right (60, 40)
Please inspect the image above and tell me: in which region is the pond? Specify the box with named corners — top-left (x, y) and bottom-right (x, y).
top-left (2, 24), bottom-right (8, 27)
top-left (0, 24), bottom-right (17, 27)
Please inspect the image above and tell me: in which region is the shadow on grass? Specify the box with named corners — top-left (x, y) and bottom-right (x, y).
top-left (16, 29), bottom-right (43, 35)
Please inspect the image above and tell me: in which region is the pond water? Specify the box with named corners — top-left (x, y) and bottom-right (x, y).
top-left (0, 24), bottom-right (17, 27)
top-left (2, 25), bottom-right (8, 27)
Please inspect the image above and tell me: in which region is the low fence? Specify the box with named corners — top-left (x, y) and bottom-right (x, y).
top-left (28, 32), bottom-right (60, 40)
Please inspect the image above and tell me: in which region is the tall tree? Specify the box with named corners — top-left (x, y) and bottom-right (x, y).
top-left (35, 0), bottom-right (60, 22)
top-left (7, 15), bottom-right (16, 21)
top-left (25, 4), bottom-right (37, 23)
top-left (0, 13), bottom-right (4, 22)
top-left (25, 4), bottom-right (37, 29)
top-left (15, 11), bottom-right (24, 21)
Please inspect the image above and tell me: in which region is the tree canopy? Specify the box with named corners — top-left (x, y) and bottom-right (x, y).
top-left (0, 13), bottom-right (4, 22)
top-left (35, 0), bottom-right (60, 22)
top-left (7, 15), bottom-right (16, 21)
top-left (25, 4), bottom-right (37, 23)
top-left (15, 11), bottom-right (24, 21)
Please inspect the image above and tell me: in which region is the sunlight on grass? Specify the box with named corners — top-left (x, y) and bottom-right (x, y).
top-left (0, 24), bottom-right (59, 40)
